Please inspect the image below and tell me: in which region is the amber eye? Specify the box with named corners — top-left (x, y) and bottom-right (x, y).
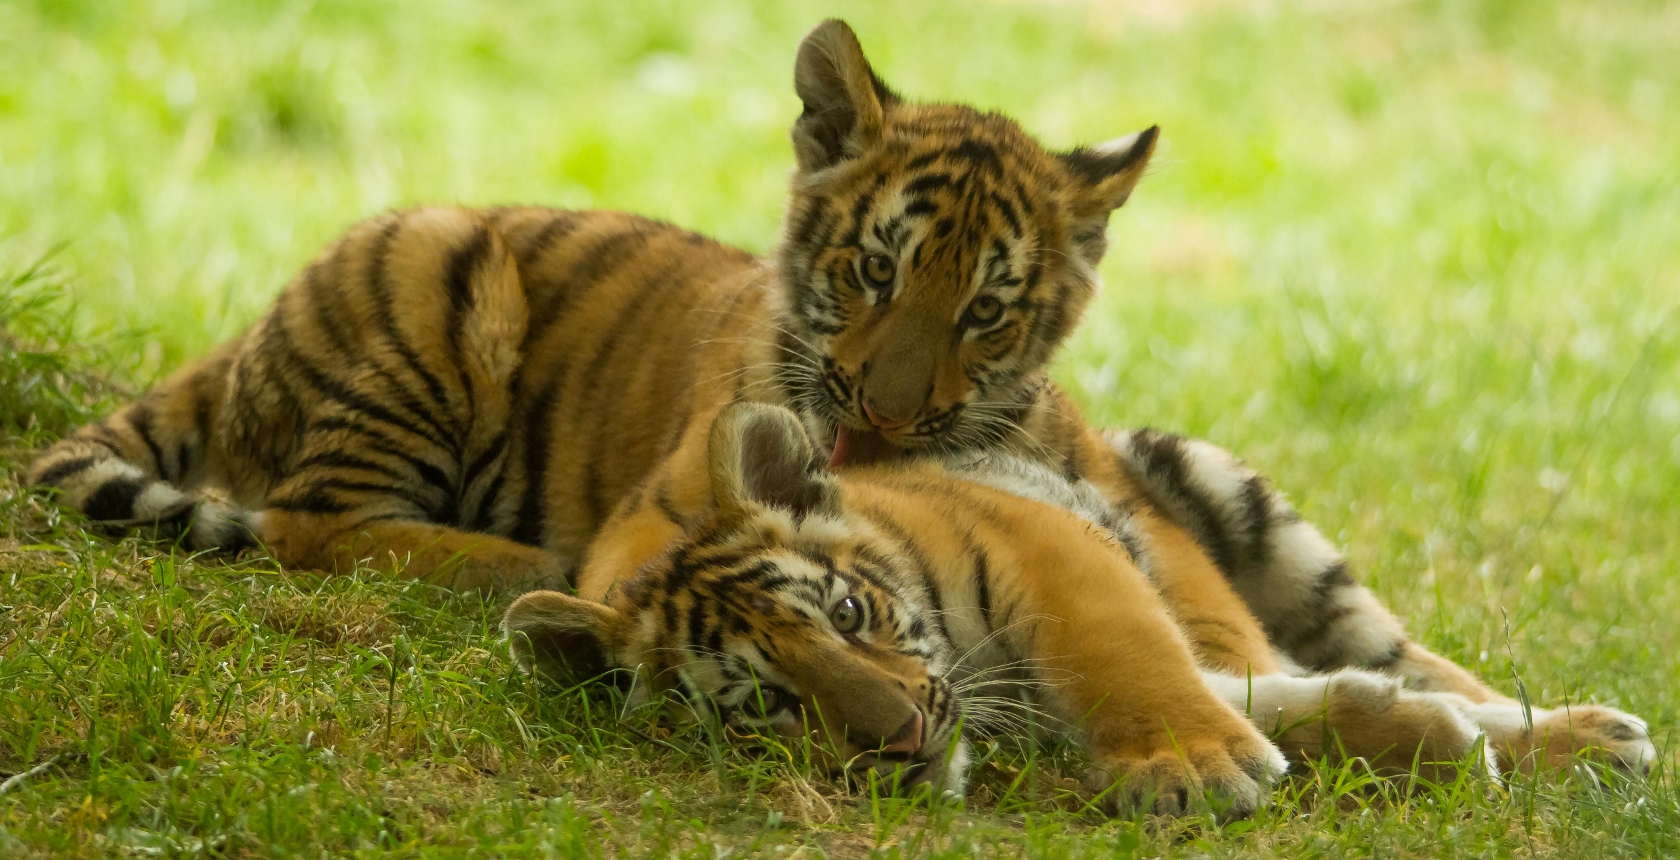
top-left (966, 295), bottom-right (1005, 327)
top-left (743, 686), bottom-right (791, 718)
top-left (829, 596), bottom-right (866, 634)
top-left (861, 253), bottom-right (896, 289)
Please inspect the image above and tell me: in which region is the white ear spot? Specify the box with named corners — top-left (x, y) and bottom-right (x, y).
top-left (1093, 131), bottom-right (1144, 156)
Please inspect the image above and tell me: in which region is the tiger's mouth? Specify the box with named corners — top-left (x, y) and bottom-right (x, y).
top-left (827, 424), bottom-right (906, 469)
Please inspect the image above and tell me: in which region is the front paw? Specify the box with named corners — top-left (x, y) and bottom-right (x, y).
top-left (1520, 705), bottom-right (1655, 776)
top-left (1086, 726), bottom-right (1286, 820)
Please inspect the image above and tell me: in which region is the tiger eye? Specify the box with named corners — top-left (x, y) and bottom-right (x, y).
top-left (966, 295), bottom-right (1004, 327)
top-left (829, 595), bottom-right (865, 634)
top-left (744, 686), bottom-right (790, 718)
top-left (861, 253), bottom-right (896, 288)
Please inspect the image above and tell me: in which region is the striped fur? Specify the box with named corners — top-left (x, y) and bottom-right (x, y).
top-left (29, 19), bottom-right (1649, 780)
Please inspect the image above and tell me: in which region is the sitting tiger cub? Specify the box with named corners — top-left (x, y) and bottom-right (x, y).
top-left (506, 404), bottom-right (1653, 817)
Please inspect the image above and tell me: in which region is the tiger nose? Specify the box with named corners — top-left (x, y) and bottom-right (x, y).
top-left (879, 710), bottom-right (924, 757)
top-left (861, 396), bottom-right (914, 430)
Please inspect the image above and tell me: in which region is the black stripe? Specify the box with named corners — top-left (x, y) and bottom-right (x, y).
top-left (85, 476), bottom-right (146, 521)
top-left (33, 455), bottom-right (104, 488)
top-left (989, 192), bottom-right (1022, 239)
top-left (712, 560), bottom-right (780, 593)
top-left (1132, 430), bottom-right (1241, 579)
top-left (192, 370), bottom-right (214, 448)
top-left (1238, 474), bottom-right (1273, 568)
top-left (525, 225), bottom-right (652, 341)
top-left (294, 477), bottom-right (405, 497)
top-left (857, 504), bottom-right (952, 649)
top-left (517, 211), bottom-right (582, 267)
top-left (903, 173), bottom-right (953, 196)
top-left (368, 216), bottom-right (461, 441)
top-left (971, 544), bottom-right (993, 625)
top-left (510, 387), bottom-right (556, 545)
top-left (950, 138), bottom-right (1002, 174)
top-left (787, 196), bottom-right (830, 251)
top-left (272, 324), bottom-right (454, 452)
top-left (269, 477), bottom-right (408, 515)
top-left (305, 416), bottom-right (455, 497)
top-left (903, 198), bottom-right (938, 218)
top-left (470, 471), bottom-right (506, 531)
top-left (444, 225), bottom-right (489, 319)
top-left (442, 226), bottom-right (491, 416)
top-left (462, 430), bottom-right (509, 490)
top-left (292, 449), bottom-right (414, 485)
top-left (839, 172), bottom-right (890, 247)
top-left (653, 482), bottom-right (685, 525)
top-left (686, 599), bottom-right (708, 651)
top-left (126, 404), bottom-right (168, 480)
top-left (266, 489), bottom-right (353, 515)
top-left (905, 151), bottom-right (939, 170)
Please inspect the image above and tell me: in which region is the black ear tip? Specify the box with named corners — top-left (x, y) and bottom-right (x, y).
top-left (1128, 126), bottom-right (1161, 159)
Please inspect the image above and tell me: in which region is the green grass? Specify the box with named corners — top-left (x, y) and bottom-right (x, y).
top-left (3, 0), bottom-right (1679, 856)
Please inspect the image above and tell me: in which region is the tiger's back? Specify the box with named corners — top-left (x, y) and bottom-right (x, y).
top-left (26, 206), bottom-right (778, 588)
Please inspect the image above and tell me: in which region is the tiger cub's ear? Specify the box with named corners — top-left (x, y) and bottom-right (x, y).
top-left (503, 590), bottom-right (624, 681)
top-left (791, 19), bottom-right (900, 172)
top-left (1058, 126), bottom-right (1161, 220)
top-left (708, 403), bottom-right (842, 523)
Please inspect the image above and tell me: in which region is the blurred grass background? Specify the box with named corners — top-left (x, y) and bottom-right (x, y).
top-left (2, 0), bottom-right (1678, 856)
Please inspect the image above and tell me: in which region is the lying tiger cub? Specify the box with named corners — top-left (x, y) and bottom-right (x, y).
top-left (506, 403), bottom-right (1655, 817)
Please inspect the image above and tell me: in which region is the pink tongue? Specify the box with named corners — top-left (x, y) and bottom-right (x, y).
top-left (827, 426), bottom-right (905, 470)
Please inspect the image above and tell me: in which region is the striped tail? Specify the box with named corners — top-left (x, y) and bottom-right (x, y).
top-left (25, 348), bottom-right (261, 552)
top-left (1106, 428), bottom-right (1409, 672)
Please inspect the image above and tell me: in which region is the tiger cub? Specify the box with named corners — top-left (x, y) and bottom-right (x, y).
top-left (506, 403), bottom-right (1653, 817)
top-left (26, 19), bottom-right (1650, 777)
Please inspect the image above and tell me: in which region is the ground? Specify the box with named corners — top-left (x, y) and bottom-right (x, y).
top-left (2, 0), bottom-right (1678, 856)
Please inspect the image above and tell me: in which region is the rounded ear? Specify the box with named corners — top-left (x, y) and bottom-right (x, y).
top-left (1058, 125), bottom-right (1160, 218)
top-left (503, 590), bottom-right (623, 681)
top-left (708, 403), bottom-right (841, 523)
top-left (791, 19), bottom-right (899, 172)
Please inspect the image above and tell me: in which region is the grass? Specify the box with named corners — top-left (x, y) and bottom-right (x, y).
top-left (2, 0), bottom-right (1678, 856)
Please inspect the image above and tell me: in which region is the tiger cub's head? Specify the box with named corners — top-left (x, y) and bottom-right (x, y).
top-left (505, 403), bottom-right (966, 791)
top-left (776, 19), bottom-right (1157, 465)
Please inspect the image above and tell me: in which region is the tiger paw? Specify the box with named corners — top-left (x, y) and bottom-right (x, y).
top-left (1086, 728), bottom-right (1286, 820)
top-left (1505, 704), bottom-right (1655, 776)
